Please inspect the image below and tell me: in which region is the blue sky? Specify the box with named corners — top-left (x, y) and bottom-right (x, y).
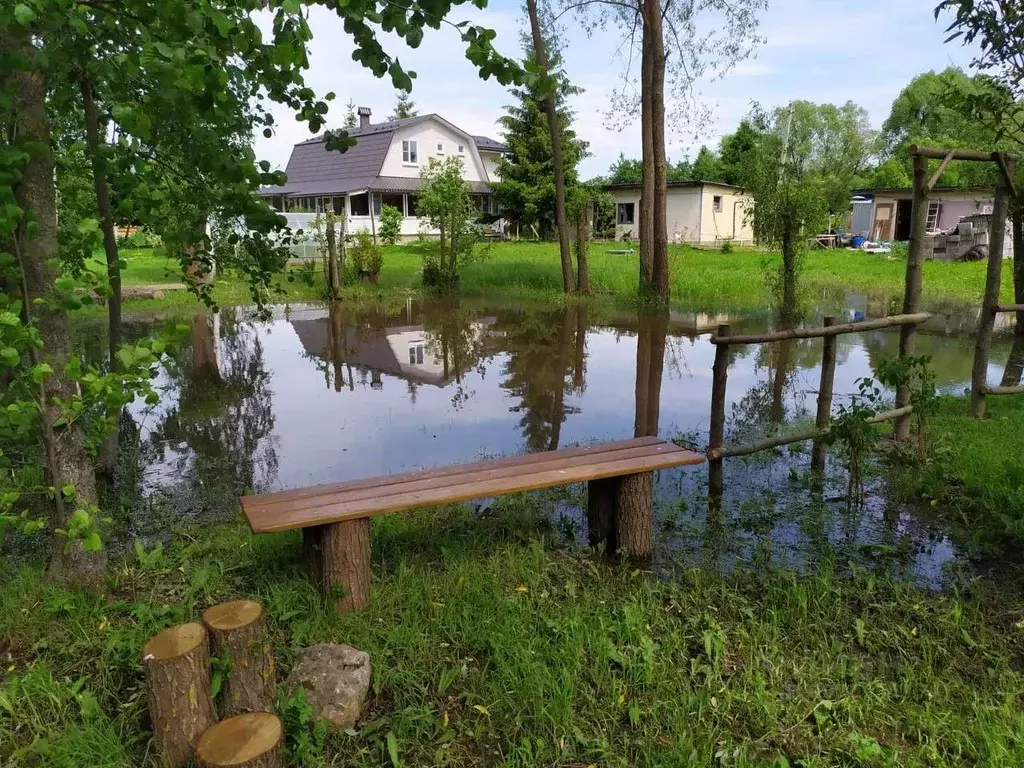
top-left (253, 0), bottom-right (979, 179)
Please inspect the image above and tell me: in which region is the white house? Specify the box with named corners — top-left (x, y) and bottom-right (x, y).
top-left (260, 107), bottom-right (505, 239)
top-left (605, 181), bottom-right (755, 245)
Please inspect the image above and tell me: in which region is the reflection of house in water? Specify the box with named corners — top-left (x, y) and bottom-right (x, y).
top-left (607, 310), bottom-right (736, 338)
top-left (842, 292), bottom-right (1017, 337)
top-left (289, 306), bottom-right (495, 389)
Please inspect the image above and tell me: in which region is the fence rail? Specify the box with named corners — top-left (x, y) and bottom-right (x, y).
top-left (707, 313), bottom-right (927, 504)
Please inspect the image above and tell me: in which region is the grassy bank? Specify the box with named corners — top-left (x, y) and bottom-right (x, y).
top-left (93, 241), bottom-right (1011, 315)
top-left (4, 495), bottom-right (1024, 767)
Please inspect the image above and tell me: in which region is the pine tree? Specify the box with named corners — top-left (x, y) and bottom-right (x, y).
top-left (490, 36), bottom-right (587, 239)
top-left (344, 99), bottom-right (358, 130)
top-left (390, 90), bottom-right (418, 120)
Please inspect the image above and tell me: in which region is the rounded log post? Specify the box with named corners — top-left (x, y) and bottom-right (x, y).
top-left (202, 600), bottom-right (276, 717)
top-left (971, 160), bottom-right (1014, 417)
top-left (321, 518), bottom-right (371, 612)
top-left (708, 324), bottom-right (730, 509)
top-left (587, 477), bottom-right (620, 556)
top-left (895, 154), bottom-right (928, 440)
top-left (142, 622), bottom-right (218, 767)
top-left (195, 712), bottom-right (284, 768)
top-left (616, 471), bottom-right (653, 564)
top-left (811, 316), bottom-right (838, 474)
top-left (302, 527), bottom-right (325, 590)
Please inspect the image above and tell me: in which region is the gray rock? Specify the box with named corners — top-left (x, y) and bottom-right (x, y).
top-left (285, 644), bottom-right (370, 729)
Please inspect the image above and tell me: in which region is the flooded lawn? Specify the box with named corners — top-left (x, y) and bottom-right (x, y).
top-left (99, 296), bottom-right (1024, 587)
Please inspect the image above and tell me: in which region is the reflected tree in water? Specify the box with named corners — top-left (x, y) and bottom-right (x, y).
top-left (144, 309), bottom-right (278, 519)
top-left (1001, 335), bottom-right (1024, 387)
top-left (498, 306), bottom-right (586, 452)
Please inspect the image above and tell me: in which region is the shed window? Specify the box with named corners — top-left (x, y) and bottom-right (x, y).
top-left (349, 193), bottom-right (370, 216)
top-left (713, 195), bottom-right (723, 212)
top-left (617, 202), bottom-right (635, 225)
top-left (402, 140), bottom-right (418, 163)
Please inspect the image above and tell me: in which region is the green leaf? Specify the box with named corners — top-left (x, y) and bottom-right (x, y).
top-left (82, 532), bottom-right (103, 552)
top-left (386, 731), bottom-right (400, 767)
top-left (14, 3), bottom-right (35, 25)
top-left (0, 347), bottom-right (19, 367)
top-left (283, 0), bottom-right (300, 12)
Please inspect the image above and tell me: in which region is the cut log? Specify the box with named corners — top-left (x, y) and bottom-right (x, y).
top-left (202, 600), bottom-right (276, 717)
top-left (314, 518), bottom-right (371, 613)
top-left (142, 622), bottom-right (217, 767)
top-left (616, 471), bottom-right (653, 564)
top-left (587, 477), bottom-right (620, 555)
top-left (195, 712), bottom-right (284, 768)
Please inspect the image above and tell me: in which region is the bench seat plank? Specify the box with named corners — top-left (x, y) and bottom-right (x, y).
top-left (241, 438), bottom-right (703, 534)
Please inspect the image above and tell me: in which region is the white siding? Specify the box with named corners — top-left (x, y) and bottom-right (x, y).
top-left (379, 119), bottom-right (487, 181)
top-left (480, 150), bottom-right (502, 182)
top-left (611, 188), bottom-right (703, 241)
top-left (700, 184), bottom-right (754, 243)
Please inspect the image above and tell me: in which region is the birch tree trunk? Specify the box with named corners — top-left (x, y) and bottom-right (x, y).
top-left (6, 32), bottom-right (106, 584)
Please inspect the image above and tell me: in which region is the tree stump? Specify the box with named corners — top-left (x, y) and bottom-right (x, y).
top-left (587, 477), bottom-right (620, 556)
top-left (142, 622), bottom-right (217, 767)
top-left (202, 600), bottom-right (276, 717)
top-left (319, 518), bottom-right (371, 612)
top-left (195, 712), bottom-right (284, 768)
top-left (616, 471), bottom-right (653, 564)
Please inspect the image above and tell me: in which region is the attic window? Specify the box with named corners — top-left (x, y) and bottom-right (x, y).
top-left (458, 144), bottom-right (465, 154)
top-left (402, 140), bottom-right (418, 164)
top-left (713, 195), bottom-right (723, 212)
top-left (436, 142), bottom-right (444, 154)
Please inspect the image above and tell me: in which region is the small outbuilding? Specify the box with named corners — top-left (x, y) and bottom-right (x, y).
top-left (604, 181), bottom-right (754, 245)
top-left (850, 185), bottom-right (996, 241)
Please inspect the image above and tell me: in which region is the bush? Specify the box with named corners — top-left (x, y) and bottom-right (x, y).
top-left (349, 231), bottom-right (383, 282)
top-left (117, 229), bottom-right (161, 249)
top-left (378, 204), bottom-right (402, 245)
top-left (721, 238), bottom-right (734, 254)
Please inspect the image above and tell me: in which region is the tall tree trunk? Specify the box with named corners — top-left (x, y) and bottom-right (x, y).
top-left (638, 13), bottom-right (655, 297)
top-left (575, 204), bottom-right (590, 294)
top-left (647, 2), bottom-right (669, 302)
top-left (1012, 203), bottom-right (1024, 337)
top-left (80, 76), bottom-right (122, 364)
top-left (7, 36), bottom-right (106, 583)
top-left (781, 228), bottom-right (799, 323)
top-left (1001, 334), bottom-right (1024, 387)
top-left (526, 0), bottom-right (574, 293)
top-left (325, 211), bottom-right (340, 299)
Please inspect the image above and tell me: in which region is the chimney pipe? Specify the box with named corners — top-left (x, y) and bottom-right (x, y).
top-left (357, 106), bottom-right (371, 129)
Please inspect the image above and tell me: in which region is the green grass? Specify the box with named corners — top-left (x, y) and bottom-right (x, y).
top-left (92, 242), bottom-right (1010, 315)
top-left (4, 497), bottom-right (1024, 767)
top-left (887, 394), bottom-right (1024, 551)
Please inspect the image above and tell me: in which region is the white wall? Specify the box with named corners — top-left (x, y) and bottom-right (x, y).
top-left (480, 150), bottom-right (501, 182)
top-left (700, 185), bottom-right (755, 243)
top-left (610, 188), bottom-right (703, 242)
top-left (379, 118), bottom-right (487, 181)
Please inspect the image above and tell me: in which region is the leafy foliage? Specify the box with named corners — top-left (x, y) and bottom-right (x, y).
top-left (378, 205), bottom-right (403, 246)
top-left (349, 231), bottom-right (383, 279)
top-left (389, 90), bottom-right (418, 121)
top-left (418, 157), bottom-right (478, 288)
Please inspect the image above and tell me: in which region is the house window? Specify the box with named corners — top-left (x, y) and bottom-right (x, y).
top-left (330, 196), bottom-right (345, 215)
top-left (408, 343), bottom-right (424, 365)
top-left (617, 202), bottom-right (635, 225)
top-left (349, 193), bottom-right (370, 216)
top-left (406, 194), bottom-right (420, 217)
top-left (713, 195), bottom-right (723, 212)
top-left (402, 140), bottom-right (418, 163)
top-left (926, 201), bottom-right (942, 230)
top-left (375, 192), bottom-right (404, 215)
top-left (437, 142), bottom-right (444, 154)
top-left (458, 144), bottom-right (465, 154)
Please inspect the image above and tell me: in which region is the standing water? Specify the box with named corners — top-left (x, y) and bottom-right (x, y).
top-left (102, 297), bottom-right (1023, 586)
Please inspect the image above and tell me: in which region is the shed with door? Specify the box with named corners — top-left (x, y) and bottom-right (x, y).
top-left (605, 181), bottom-right (754, 245)
top-left (850, 185), bottom-right (996, 242)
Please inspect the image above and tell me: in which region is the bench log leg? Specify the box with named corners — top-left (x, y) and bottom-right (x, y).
top-left (587, 478), bottom-right (620, 556)
top-left (616, 471), bottom-right (653, 564)
top-left (302, 519), bottom-right (371, 613)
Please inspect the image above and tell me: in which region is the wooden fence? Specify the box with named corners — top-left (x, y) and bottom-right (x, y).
top-left (706, 313), bottom-right (930, 503)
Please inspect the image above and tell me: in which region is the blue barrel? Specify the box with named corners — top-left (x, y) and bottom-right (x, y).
top-left (851, 235), bottom-right (865, 248)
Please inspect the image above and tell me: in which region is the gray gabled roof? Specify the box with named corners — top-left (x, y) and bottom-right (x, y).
top-left (262, 114), bottom-right (503, 198)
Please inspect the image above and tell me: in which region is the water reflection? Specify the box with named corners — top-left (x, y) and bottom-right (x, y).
top-left (107, 296), bottom-right (1021, 585)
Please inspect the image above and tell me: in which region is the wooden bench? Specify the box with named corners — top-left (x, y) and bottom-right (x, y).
top-left (240, 436), bottom-right (704, 612)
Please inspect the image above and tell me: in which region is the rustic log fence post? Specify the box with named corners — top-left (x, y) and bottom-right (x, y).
top-left (142, 623), bottom-right (218, 767)
top-left (895, 153), bottom-right (928, 441)
top-left (195, 712), bottom-right (284, 768)
top-left (616, 471), bottom-right (653, 564)
top-left (708, 324), bottom-right (730, 509)
top-left (202, 600), bottom-right (276, 718)
top-left (811, 315), bottom-right (837, 474)
top-left (971, 156), bottom-right (1015, 417)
